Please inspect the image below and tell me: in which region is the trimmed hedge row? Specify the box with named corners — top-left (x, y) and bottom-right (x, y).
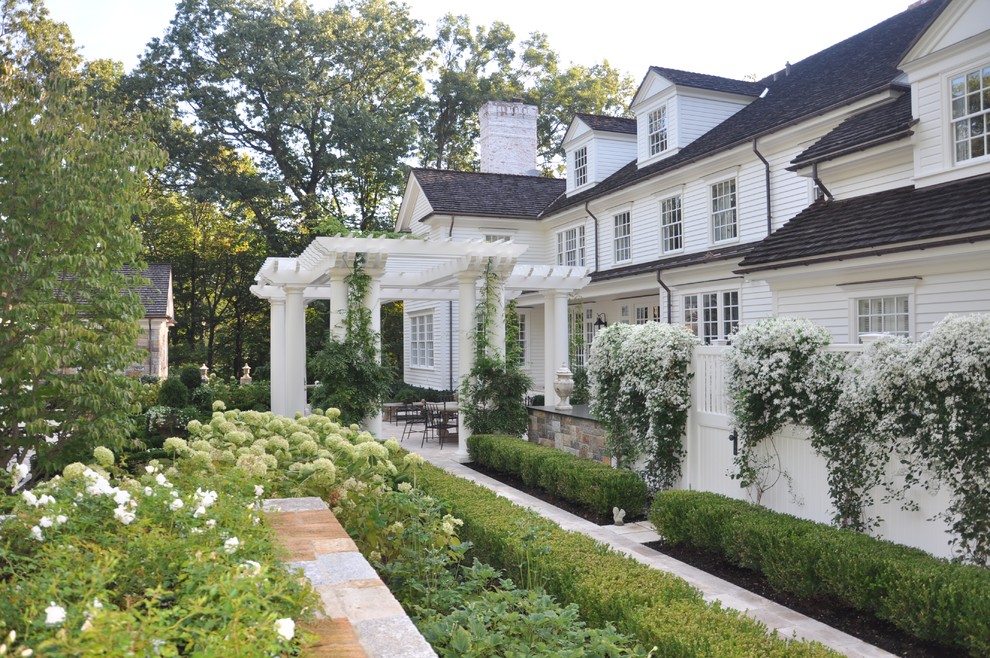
top-left (650, 490), bottom-right (990, 657)
top-left (467, 434), bottom-right (648, 519)
top-left (416, 462), bottom-right (838, 657)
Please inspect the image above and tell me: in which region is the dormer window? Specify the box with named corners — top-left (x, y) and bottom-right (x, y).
top-left (951, 65), bottom-right (990, 162)
top-left (574, 146), bottom-right (588, 187)
top-left (648, 106), bottom-right (668, 156)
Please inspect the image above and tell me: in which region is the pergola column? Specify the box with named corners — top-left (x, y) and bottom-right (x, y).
top-left (268, 297), bottom-right (286, 416)
top-left (364, 270), bottom-right (383, 438)
top-left (456, 271), bottom-right (478, 460)
top-left (328, 264), bottom-right (350, 340)
top-left (491, 284), bottom-right (506, 358)
top-left (543, 290), bottom-right (569, 407)
top-left (284, 286), bottom-right (308, 417)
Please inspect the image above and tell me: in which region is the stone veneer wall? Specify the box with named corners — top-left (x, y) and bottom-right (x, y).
top-left (527, 407), bottom-right (610, 465)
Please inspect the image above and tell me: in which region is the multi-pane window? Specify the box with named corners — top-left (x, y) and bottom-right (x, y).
top-left (857, 295), bottom-right (909, 339)
top-left (648, 106), bottom-right (668, 156)
top-left (516, 313), bottom-right (527, 364)
top-left (556, 226), bottom-right (586, 266)
top-left (485, 234), bottom-right (511, 242)
top-left (574, 146), bottom-right (588, 187)
top-left (711, 179), bottom-right (738, 243)
top-left (409, 314), bottom-right (434, 368)
top-left (613, 212), bottom-right (631, 263)
top-left (951, 66), bottom-right (990, 162)
top-left (635, 305), bottom-right (650, 325)
top-left (569, 308), bottom-right (594, 367)
top-left (684, 291), bottom-right (739, 344)
top-left (660, 196), bottom-right (682, 252)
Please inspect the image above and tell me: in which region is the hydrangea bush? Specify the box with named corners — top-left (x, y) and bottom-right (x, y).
top-left (588, 322), bottom-right (698, 490)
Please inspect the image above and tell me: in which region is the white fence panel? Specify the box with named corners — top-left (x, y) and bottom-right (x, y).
top-left (679, 343), bottom-right (956, 559)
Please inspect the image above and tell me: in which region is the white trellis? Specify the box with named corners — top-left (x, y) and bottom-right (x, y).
top-left (252, 235), bottom-right (590, 460)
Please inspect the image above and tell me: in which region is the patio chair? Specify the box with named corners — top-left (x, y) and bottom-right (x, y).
top-left (397, 402), bottom-right (426, 443)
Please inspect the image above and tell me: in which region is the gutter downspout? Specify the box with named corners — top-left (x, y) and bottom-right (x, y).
top-left (584, 201), bottom-right (600, 273)
top-left (656, 271), bottom-right (673, 324)
top-left (752, 138), bottom-right (772, 236)
top-left (148, 318), bottom-right (153, 377)
top-left (811, 162), bottom-right (834, 201)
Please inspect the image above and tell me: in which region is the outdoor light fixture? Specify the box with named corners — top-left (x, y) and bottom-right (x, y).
top-left (728, 429), bottom-right (739, 456)
top-left (594, 313), bottom-right (608, 329)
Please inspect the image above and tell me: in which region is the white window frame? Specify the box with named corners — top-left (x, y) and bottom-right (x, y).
top-left (574, 146), bottom-right (588, 187)
top-left (516, 312), bottom-right (527, 365)
top-left (409, 313), bottom-right (434, 369)
top-left (710, 178), bottom-right (738, 244)
top-left (950, 64), bottom-right (990, 164)
top-left (840, 280), bottom-right (917, 342)
top-left (648, 106), bottom-right (668, 156)
top-left (613, 211), bottom-right (631, 263)
top-left (569, 308), bottom-right (594, 368)
top-left (635, 305), bottom-right (650, 325)
top-left (556, 226), bottom-right (586, 267)
top-left (484, 234), bottom-right (512, 242)
top-left (660, 195), bottom-right (683, 253)
top-left (683, 288), bottom-right (739, 344)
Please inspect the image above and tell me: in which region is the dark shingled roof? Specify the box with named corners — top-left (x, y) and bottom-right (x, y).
top-left (120, 264), bottom-right (172, 318)
top-left (648, 66), bottom-right (766, 97)
top-left (541, 0), bottom-right (948, 217)
top-left (592, 243), bottom-right (755, 282)
top-left (412, 168), bottom-right (564, 219)
top-left (574, 114), bottom-right (637, 135)
top-left (738, 174), bottom-right (990, 271)
top-left (790, 93), bottom-right (915, 168)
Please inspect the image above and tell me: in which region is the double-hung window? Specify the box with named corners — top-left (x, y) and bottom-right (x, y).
top-left (660, 196), bottom-right (682, 253)
top-left (613, 212), bottom-right (631, 263)
top-left (648, 106), bottom-right (668, 156)
top-left (557, 226), bottom-right (586, 266)
top-left (683, 290), bottom-right (739, 344)
top-left (574, 146), bottom-right (588, 187)
top-left (857, 295), bottom-right (909, 339)
top-left (516, 313), bottom-right (527, 365)
top-left (950, 65), bottom-right (990, 162)
top-left (409, 314), bottom-right (434, 368)
top-left (569, 308), bottom-right (594, 367)
top-left (711, 179), bottom-right (737, 243)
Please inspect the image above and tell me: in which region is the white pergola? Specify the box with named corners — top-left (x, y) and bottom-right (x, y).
top-left (251, 235), bottom-right (590, 459)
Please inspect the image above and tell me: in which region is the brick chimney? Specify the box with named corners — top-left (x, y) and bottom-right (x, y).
top-left (479, 100), bottom-right (538, 175)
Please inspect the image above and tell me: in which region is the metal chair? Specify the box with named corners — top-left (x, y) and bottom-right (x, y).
top-left (397, 402), bottom-right (426, 443)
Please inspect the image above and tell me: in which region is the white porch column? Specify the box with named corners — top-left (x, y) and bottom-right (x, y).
top-left (328, 265), bottom-right (349, 340)
top-left (543, 290), bottom-right (569, 407)
top-left (491, 284), bottom-right (506, 358)
top-left (284, 286), bottom-right (308, 417)
top-left (364, 273), bottom-right (383, 438)
top-left (268, 297), bottom-right (286, 416)
top-left (456, 272), bottom-right (478, 460)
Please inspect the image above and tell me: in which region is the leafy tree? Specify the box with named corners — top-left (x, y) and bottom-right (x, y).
top-left (417, 15), bottom-right (634, 175)
top-left (131, 0), bottom-right (429, 233)
top-left (0, 2), bottom-right (165, 471)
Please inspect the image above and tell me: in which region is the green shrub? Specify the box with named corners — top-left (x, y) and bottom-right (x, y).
top-left (416, 463), bottom-right (837, 657)
top-left (468, 435), bottom-right (647, 520)
top-left (191, 385), bottom-right (214, 412)
top-left (158, 377), bottom-right (190, 407)
top-left (650, 491), bottom-right (990, 656)
top-left (179, 364), bottom-right (204, 391)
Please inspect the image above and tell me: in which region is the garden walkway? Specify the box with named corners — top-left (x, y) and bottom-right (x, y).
top-left (384, 421), bottom-right (896, 658)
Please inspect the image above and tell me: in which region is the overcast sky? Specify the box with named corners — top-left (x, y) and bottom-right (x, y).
top-left (45, 0), bottom-right (915, 82)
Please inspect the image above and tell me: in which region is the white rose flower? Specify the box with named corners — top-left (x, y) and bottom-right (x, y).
top-left (39, 516), bottom-right (53, 528)
top-left (169, 499), bottom-right (184, 511)
top-left (274, 618), bottom-right (294, 641)
top-left (114, 506), bottom-right (136, 525)
top-left (223, 537), bottom-right (239, 553)
top-left (44, 602), bottom-right (66, 626)
top-left (30, 525), bottom-right (43, 541)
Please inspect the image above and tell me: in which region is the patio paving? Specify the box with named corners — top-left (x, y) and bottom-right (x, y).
top-left (382, 419), bottom-right (896, 658)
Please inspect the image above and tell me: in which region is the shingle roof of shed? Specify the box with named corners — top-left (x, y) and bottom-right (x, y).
top-left (738, 174), bottom-right (990, 271)
top-left (575, 114), bottom-right (637, 135)
top-left (790, 93), bottom-right (915, 168)
top-left (412, 168), bottom-right (565, 219)
top-left (120, 264), bottom-right (172, 318)
top-left (541, 0), bottom-right (947, 217)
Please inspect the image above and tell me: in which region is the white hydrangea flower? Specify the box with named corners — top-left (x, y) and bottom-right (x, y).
top-left (274, 618), bottom-right (294, 641)
top-left (44, 602), bottom-right (66, 626)
top-left (21, 490), bottom-right (38, 507)
top-left (113, 489), bottom-right (131, 506)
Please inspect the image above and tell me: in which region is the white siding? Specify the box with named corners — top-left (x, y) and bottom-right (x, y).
top-left (403, 300), bottom-right (455, 392)
top-left (593, 135), bottom-right (636, 184)
top-left (677, 94), bottom-right (750, 146)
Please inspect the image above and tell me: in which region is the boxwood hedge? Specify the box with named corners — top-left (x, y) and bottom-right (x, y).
top-left (650, 490), bottom-right (990, 656)
top-left (467, 434), bottom-right (648, 519)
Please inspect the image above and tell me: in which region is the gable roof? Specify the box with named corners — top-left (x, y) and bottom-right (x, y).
top-left (412, 168), bottom-right (565, 220)
top-left (574, 114), bottom-right (637, 135)
top-left (737, 173), bottom-right (990, 272)
top-left (789, 92), bottom-right (915, 169)
top-left (647, 66), bottom-right (766, 97)
top-left (121, 264), bottom-right (173, 318)
top-left (541, 0), bottom-right (948, 217)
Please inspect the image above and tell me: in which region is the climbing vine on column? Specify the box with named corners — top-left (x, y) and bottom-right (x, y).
top-left (309, 256), bottom-right (394, 425)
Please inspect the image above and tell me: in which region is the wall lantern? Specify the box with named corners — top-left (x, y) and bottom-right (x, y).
top-left (594, 313), bottom-right (608, 330)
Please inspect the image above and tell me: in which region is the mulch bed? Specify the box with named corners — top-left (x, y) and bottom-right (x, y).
top-left (463, 462), bottom-right (957, 658)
